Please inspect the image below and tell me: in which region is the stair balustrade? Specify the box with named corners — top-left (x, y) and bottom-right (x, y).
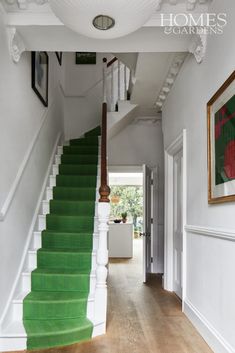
top-left (94, 56), bottom-right (131, 333)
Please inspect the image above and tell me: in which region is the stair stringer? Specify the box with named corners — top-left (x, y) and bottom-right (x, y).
top-left (107, 101), bottom-right (138, 140)
top-left (0, 135), bottom-right (101, 352)
top-left (0, 133), bottom-right (62, 352)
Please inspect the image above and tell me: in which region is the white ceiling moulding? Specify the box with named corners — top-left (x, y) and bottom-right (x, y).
top-left (5, 0), bottom-right (48, 10)
top-left (155, 53), bottom-right (187, 112)
top-left (7, 27), bottom-right (26, 63)
top-left (48, 0), bottom-right (161, 39)
top-left (146, 0), bottom-right (212, 15)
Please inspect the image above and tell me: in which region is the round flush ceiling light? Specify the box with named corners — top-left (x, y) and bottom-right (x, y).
top-left (49, 0), bottom-right (160, 39)
top-left (93, 15), bottom-right (115, 31)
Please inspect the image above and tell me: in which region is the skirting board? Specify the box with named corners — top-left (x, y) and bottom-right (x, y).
top-left (184, 299), bottom-right (235, 353)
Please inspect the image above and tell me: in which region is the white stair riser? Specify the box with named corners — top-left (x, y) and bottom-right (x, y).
top-left (57, 146), bottom-right (63, 155)
top-left (33, 232), bottom-right (41, 249)
top-left (0, 338), bottom-right (27, 352)
top-left (49, 176), bottom-right (56, 188)
top-left (55, 155), bottom-right (61, 165)
top-left (28, 252), bottom-right (37, 270)
top-left (52, 164), bottom-right (59, 176)
top-left (46, 187), bottom-right (53, 201)
top-left (22, 273), bottom-right (31, 293)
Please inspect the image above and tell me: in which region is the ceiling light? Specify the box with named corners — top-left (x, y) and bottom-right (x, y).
top-left (93, 15), bottom-right (115, 31)
top-left (49, 0), bottom-right (160, 39)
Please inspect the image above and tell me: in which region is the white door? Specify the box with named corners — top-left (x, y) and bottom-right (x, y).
top-left (143, 165), bottom-right (152, 283)
top-left (173, 149), bottom-right (183, 299)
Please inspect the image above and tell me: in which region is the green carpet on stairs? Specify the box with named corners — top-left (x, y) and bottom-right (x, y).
top-left (23, 127), bottom-right (100, 350)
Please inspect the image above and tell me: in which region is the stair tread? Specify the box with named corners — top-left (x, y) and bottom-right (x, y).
top-left (53, 186), bottom-right (97, 190)
top-left (24, 291), bottom-right (90, 302)
top-left (23, 318), bottom-right (92, 336)
top-left (46, 214), bottom-right (95, 218)
top-left (32, 268), bottom-right (93, 275)
top-left (20, 129), bottom-right (98, 350)
top-left (38, 248), bottom-right (93, 254)
top-left (42, 230), bottom-right (94, 235)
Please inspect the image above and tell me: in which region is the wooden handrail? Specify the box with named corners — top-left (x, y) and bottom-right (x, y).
top-left (107, 57), bottom-right (118, 68)
top-left (99, 59), bottom-right (110, 203)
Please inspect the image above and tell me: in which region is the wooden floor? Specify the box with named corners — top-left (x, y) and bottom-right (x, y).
top-left (8, 239), bottom-right (212, 353)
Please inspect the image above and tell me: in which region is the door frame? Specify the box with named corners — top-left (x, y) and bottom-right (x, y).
top-left (164, 130), bottom-right (187, 307)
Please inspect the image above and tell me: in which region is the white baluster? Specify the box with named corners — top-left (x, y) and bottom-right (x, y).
top-left (124, 65), bottom-right (127, 100)
top-left (111, 64), bottom-right (115, 111)
top-left (118, 60), bottom-right (121, 101)
top-left (94, 202), bottom-right (110, 332)
top-left (103, 58), bottom-right (107, 103)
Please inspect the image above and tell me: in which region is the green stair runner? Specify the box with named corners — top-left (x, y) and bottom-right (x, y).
top-left (23, 127), bottom-right (100, 350)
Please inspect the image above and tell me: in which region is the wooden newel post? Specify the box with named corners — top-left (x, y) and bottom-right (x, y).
top-left (94, 58), bottom-right (111, 334)
top-left (99, 58), bottom-right (110, 203)
top-left (99, 102), bottom-right (110, 203)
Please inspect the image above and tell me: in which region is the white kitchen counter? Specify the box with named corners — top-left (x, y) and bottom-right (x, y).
top-left (108, 223), bottom-right (133, 258)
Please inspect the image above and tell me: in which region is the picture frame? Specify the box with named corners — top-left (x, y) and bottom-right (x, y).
top-left (55, 52), bottom-right (62, 66)
top-left (207, 70), bottom-right (235, 203)
top-left (32, 51), bottom-right (49, 107)
top-left (75, 52), bottom-right (96, 65)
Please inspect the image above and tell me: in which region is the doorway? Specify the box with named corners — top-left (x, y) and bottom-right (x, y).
top-left (164, 130), bottom-right (187, 304)
top-left (108, 167), bottom-right (144, 278)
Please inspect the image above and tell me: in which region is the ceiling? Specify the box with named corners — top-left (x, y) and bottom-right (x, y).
top-left (1, 0), bottom-right (213, 52)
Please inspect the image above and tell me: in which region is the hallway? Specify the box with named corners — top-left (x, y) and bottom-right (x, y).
top-left (13, 240), bottom-right (212, 353)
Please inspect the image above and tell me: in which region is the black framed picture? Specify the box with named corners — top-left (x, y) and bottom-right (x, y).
top-left (55, 52), bottom-right (62, 66)
top-left (75, 52), bottom-right (96, 65)
top-left (32, 51), bottom-right (49, 107)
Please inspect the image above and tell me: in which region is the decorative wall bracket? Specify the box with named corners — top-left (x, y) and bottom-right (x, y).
top-left (188, 29), bottom-right (208, 64)
top-left (7, 27), bottom-right (26, 63)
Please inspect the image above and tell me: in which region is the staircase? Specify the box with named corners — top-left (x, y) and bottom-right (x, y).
top-left (0, 127), bottom-right (103, 351)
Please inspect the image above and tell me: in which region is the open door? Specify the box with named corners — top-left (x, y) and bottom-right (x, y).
top-left (173, 149), bottom-right (183, 299)
top-left (143, 165), bottom-right (152, 283)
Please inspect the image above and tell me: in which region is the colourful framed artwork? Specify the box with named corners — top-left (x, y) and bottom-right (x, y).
top-left (207, 71), bottom-right (235, 203)
top-left (32, 51), bottom-right (49, 107)
top-left (75, 52), bottom-right (96, 65)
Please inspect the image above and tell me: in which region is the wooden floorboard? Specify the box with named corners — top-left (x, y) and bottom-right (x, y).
top-left (6, 239), bottom-right (213, 353)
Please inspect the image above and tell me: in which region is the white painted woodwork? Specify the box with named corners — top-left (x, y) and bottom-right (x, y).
top-left (108, 223), bottom-right (133, 258)
top-left (164, 130), bottom-right (187, 295)
top-left (94, 202), bottom-right (110, 334)
top-left (173, 148), bottom-right (183, 299)
top-left (143, 164), bottom-right (152, 283)
top-left (118, 61), bottom-right (121, 101)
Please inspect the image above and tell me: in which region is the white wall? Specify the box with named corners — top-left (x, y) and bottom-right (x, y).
top-left (0, 10), bottom-right (64, 320)
top-left (62, 53), bottom-right (112, 140)
top-left (162, 0), bottom-right (235, 351)
top-left (108, 121), bottom-right (164, 273)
